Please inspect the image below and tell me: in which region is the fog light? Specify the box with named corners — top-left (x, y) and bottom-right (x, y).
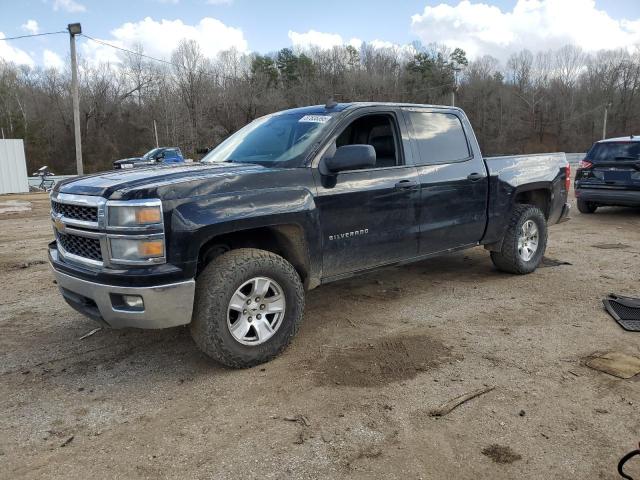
top-left (122, 295), bottom-right (144, 309)
top-left (138, 240), bottom-right (164, 257)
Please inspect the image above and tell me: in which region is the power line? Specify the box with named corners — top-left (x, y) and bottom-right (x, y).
top-left (0, 31), bottom-right (67, 41)
top-left (81, 33), bottom-right (244, 82)
top-left (81, 33), bottom-right (176, 67)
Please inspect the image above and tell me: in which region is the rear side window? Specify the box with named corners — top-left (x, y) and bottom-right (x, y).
top-left (407, 111), bottom-right (470, 165)
top-left (588, 142), bottom-right (640, 161)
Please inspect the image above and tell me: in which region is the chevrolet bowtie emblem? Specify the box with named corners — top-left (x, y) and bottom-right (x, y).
top-left (53, 216), bottom-right (65, 233)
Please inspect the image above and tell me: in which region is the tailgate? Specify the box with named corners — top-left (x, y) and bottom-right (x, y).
top-left (582, 160), bottom-right (640, 190)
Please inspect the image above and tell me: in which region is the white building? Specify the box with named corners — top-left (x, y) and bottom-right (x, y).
top-left (0, 139), bottom-right (29, 195)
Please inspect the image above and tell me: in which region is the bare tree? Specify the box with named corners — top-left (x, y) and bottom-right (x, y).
top-left (171, 39), bottom-right (209, 154)
top-left (1, 42), bottom-right (640, 173)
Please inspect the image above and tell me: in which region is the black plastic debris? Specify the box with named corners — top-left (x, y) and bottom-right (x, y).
top-left (618, 442), bottom-right (640, 480)
top-left (603, 294), bottom-right (640, 332)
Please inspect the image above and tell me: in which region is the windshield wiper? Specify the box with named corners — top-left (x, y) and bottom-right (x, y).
top-left (614, 156), bottom-right (640, 160)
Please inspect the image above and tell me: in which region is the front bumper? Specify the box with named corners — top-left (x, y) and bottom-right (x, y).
top-left (51, 264), bottom-right (195, 329)
top-left (576, 188), bottom-right (640, 207)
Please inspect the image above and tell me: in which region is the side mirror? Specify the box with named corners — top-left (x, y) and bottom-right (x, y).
top-left (321, 144), bottom-right (376, 174)
top-left (196, 147), bottom-right (211, 155)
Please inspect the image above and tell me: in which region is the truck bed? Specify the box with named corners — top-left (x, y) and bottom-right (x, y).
top-left (482, 152), bottom-right (569, 245)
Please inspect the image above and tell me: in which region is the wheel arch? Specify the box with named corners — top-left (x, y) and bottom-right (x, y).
top-left (512, 184), bottom-right (552, 219)
top-left (196, 223), bottom-right (315, 290)
top-left (484, 184), bottom-right (551, 252)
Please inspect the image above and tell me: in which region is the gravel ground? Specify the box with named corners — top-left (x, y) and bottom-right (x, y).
top-left (1, 191), bottom-right (639, 479)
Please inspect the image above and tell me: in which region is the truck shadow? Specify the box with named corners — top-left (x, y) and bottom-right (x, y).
top-left (8, 249), bottom-right (489, 379)
top-left (5, 245), bottom-right (555, 388)
top-left (302, 247), bottom-right (498, 336)
top-left (4, 320), bottom-right (221, 383)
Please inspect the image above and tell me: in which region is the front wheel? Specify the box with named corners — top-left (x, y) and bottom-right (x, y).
top-left (490, 204), bottom-right (548, 274)
top-left (577, 198), bottom-right (598, 214)
top-left (190, 248), bottom-right (305, 368)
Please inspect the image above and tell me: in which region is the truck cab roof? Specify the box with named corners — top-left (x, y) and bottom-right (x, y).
top-left (275, 102), bottom-right (464, 117)
top-left (598, 136), bottom-right (640, 143)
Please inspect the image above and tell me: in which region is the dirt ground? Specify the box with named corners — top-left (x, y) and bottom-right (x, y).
top-left (1, 191), bottom-right (639, 480)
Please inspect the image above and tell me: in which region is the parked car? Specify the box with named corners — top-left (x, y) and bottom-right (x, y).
top-left (113, 147), bottom-right (184, 169)
top-left (574, 136), bottom-right (640, 213)
top-left (48, 102), bottom-right (571, 368)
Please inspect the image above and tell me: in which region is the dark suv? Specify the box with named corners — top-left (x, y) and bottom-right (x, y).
top-left (575, 136), bottom-right (640, 213)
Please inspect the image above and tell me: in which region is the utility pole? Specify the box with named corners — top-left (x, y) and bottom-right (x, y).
top-left (451, 65), bottom-right (461, 107)
top-left (602, 102), bottom-right (612, 140)
top-left (153, 120), bottom-right (159, 148)
top-left (68, 23), bottom-right (83, 175)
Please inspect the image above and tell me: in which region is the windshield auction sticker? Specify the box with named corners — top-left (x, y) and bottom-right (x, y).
top-left (299, 115), bottom-right (332, 123)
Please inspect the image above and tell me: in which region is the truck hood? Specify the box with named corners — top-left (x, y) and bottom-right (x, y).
top-left (113, 157), bottom-right (144, 164)
top-left (56, 162), bottom-right (267, 199)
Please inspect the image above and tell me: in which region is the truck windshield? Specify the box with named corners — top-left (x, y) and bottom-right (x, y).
top-left (202, 112), bottom-right (336, 167)
top-left (588, 142), bottom-right (640, 161)
top-left (142, 148), bottom-right (162, 160)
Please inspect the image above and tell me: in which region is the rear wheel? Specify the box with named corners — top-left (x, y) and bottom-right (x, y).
top-left (190, 248), bottom-right (305, 368)
top-left (490, 204), bottom-right (548, 274)
top-left (577, 198), bottom-right (598, 214)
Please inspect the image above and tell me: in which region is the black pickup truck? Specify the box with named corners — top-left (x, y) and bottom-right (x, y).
top-left (49, 102), bottom-right (571, 367)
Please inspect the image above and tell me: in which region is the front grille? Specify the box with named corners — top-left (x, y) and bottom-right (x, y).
top-left (52, 201), bottom-right (98, 223)
top-left (57, 232), bottom-right (103, 262)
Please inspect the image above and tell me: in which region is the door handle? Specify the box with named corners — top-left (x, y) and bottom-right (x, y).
top-left (394, 180), bottom-right (419, 190)
top-left (467, 172), bottom-right (484, 181)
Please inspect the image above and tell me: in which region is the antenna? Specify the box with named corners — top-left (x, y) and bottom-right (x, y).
top-left (325, 97), bottom-right (338, 109)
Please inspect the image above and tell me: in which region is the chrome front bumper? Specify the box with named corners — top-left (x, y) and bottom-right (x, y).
top-left (52, 267), bottom-right (195, 329)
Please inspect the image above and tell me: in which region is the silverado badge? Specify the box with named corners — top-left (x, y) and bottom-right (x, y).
top-left (329, 229), bottom-right (368, 241)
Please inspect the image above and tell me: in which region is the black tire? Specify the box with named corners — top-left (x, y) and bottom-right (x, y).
top-left (577, 198), bottom-right (598, 214)
top-left (190, 248), bottom-right (305, 368)
top-left (490, 204), bottom-right (548, 274)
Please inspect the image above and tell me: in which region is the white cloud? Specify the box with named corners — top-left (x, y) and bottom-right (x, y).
top-left (43, 49), bottom-right (64, 69)
top-left (0, 32), bottom-right (35, 66)
top-left (411, 0), bottom-right (640, 60)
top-left (53, 0), bottom-right (86, 13)
top-left (348, 38), bottom-right (363, 50)
top-left (364, 39), bottom-right (417, 59)
top-left (288, 30), bottom-right (408, 52)
top-left (288, 30), bottom-right (345, 50)
top-left (80, 17), bottom-right (248, 65)
top-left (21, 20), bottom-right (39, 35)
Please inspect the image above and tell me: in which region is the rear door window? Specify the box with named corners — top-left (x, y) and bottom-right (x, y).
top-left (406, 111), bottom-right (470, 165)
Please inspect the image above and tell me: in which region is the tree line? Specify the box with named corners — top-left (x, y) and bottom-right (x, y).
top-left (1, 40), bottom-right (639, 174)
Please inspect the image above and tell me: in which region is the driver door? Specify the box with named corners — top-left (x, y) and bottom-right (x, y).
top-left (313, 108), bottom-right (420, 279)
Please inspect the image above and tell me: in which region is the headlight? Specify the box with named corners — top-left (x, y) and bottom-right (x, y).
top-left (108, 203), bottom-right (162, 227)
top-left (109, 237), bottom-right (165, 262)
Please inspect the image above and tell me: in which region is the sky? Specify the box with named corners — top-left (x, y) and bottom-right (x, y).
top-left (1, 0), bottom-right (640, 70)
